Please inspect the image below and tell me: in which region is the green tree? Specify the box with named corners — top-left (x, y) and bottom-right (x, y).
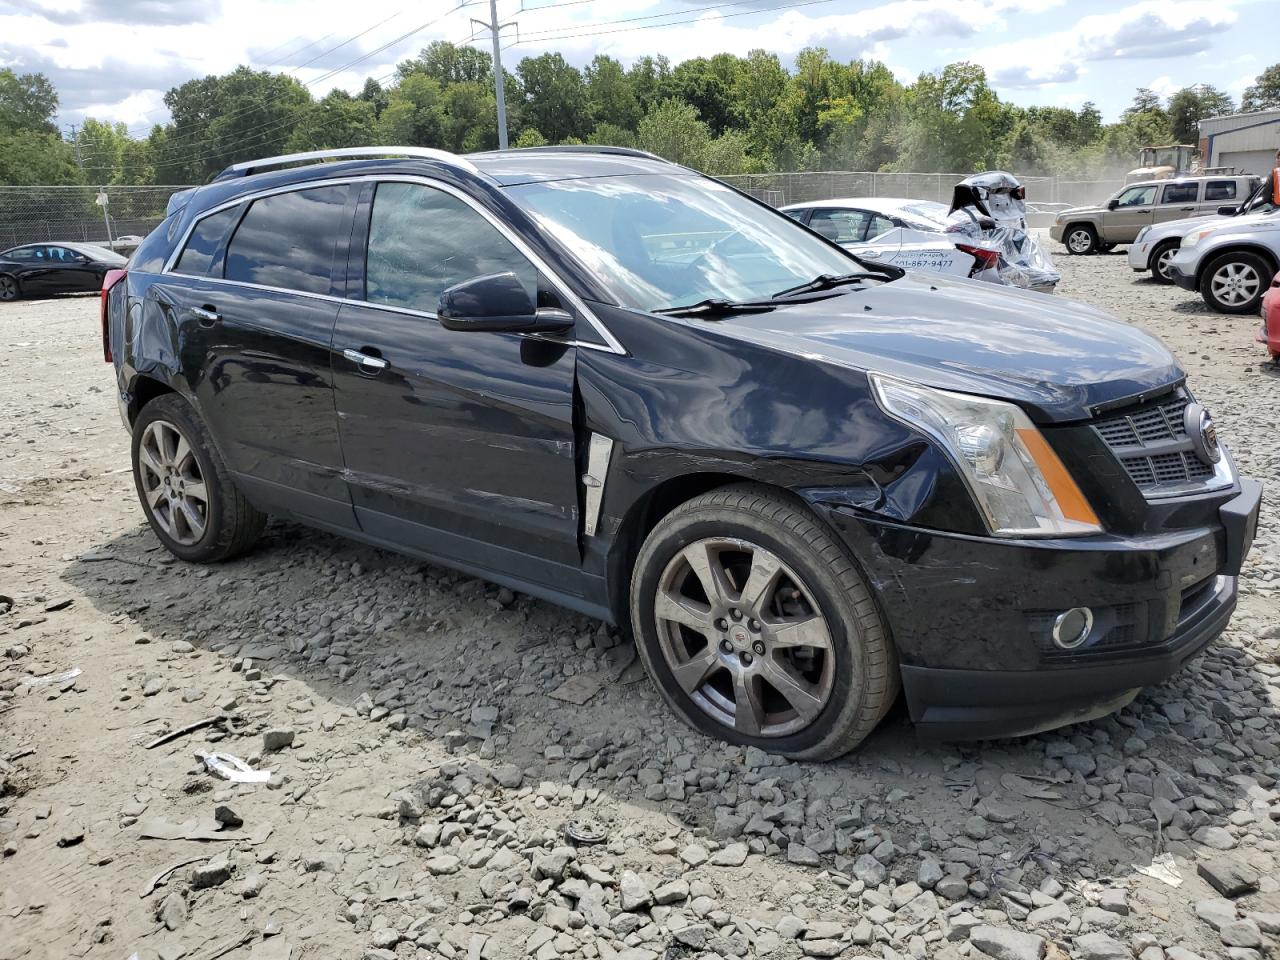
top-left (896, 62), bottom-right (1003, 172)
top-left (626, 55), bottom-right (672, 115)
top-left (1242, 64), bottom-right (1280, 111)
top-left (1167, 84), bottom-right (1233, 143)
top-left (587, 122), bottom-right (637, 148)
top-left (585, 55), bottom-right (639, 131)
top-left (668, 56), bottom-right (736, 136)
top-left (376, 74), bottom-right (445, 146)
top-left (517, 53), bottom-right (587, 143)
top-left (0, 131), bottom-right (81, 184)
top-left (442, 81), bottom-right (497, 152)
top-left (286, 90), bottom-right (377, 151)
top-left (75, 118), bottom-right (130, 183)
top-left (359, 78), bottom-right (389, 119)
top-left (514, 127), bottom-right (547, 148)
top-left (636, 99), bottom-right (711, 166)
top-left (701, 131), bottom-right (754, 175)
top-left (397, 41), bottom-right (493, 86)
top-left (0, 69), bottom-right (59, 135)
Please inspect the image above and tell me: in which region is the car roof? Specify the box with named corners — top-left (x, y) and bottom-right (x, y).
top-left (2, 241), bottom-right (116, 254)
top-left (782, 197), bottom-right (945, 217)
top-left (467, 147), bottom-right (682, 185)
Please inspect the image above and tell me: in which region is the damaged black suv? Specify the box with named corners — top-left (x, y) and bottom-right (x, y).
top-left (104, 146), bottom-right (1262, 759)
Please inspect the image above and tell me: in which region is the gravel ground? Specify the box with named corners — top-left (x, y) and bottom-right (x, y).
top-left (1, 248), bottom-right (1278, 960)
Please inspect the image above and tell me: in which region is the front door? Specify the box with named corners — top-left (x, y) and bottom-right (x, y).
top-left (332, 180), bottom-right (583, 592)
top-left (1104, 184), bottom-right (1158, 242)
top-left (152, 183), bottom-right (356, 528)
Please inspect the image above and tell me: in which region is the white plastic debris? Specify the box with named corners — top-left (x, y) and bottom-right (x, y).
top-left (947, 171), bottom-right (1061, 292)
top-left (21, 667), bottom-right (82, 687)
top-left (1135, 852), bottom-right (1183, 887)
top-left (196, 750), bottom-right (271, 784)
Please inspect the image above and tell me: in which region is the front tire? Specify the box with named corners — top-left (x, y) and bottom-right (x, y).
top-left (1064, 225), bottom-right (1098, 255)
top-left (630, 484), bottom-right (898, 761)
top-left (0, 275), bottom-right (18, 302)
top-left (131, 394), bottom-right (266, 562)
top-left (1201, 251), bottom-right (1270, 314)
top-left (1149, 241), bottom-right (1179, 284)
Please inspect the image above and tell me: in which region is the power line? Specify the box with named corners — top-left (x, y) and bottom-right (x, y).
top-left (510, 0), bottom-right (836, 45)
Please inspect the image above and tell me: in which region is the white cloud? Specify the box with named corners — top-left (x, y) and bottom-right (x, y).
top-left (1147, 75), bottom-right (1179, 98)
top-left (976, 0), bottom-right (1238, 90)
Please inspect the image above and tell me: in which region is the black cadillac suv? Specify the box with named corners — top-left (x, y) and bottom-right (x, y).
top-left (103, 146), bottom-right (1262, 759)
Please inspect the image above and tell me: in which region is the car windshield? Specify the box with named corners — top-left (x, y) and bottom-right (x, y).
top-left (74, 244), bottom-right (121, 260)
top-left (505, 173), bottom-right (871, 312)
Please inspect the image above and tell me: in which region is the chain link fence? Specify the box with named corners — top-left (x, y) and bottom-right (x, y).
top-left (0, 174), bottom-right (1128, 251)
top-left (0, 185), bottom-right (195, 251)
top-left (716, 171), bottom-right (1125, 215)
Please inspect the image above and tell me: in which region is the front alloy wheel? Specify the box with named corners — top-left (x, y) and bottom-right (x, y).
top-left (631, 484), bottom-right (898, 760)
top-left (654, 538), bottom-right (835, 738)
top-left (1151, 242), bottom-right (1178, 284)
top-left (0, 275), bottom-right (18, 301)
top-left (1203, 254), bottom-right (1266, 314)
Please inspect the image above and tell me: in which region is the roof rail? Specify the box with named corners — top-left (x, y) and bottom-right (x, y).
top-left (213, 146), bottom-right (480, 181)
top-left (470, 144), bottom-right (676, 165)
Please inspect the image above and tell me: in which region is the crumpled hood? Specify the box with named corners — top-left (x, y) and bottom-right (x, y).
top-left (715, 273), bottom-right (1182, 423)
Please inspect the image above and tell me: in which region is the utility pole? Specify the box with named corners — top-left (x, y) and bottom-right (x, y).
top-left (472, 0), bottom-right (517, 149)
top-left (65, 123), bottom-right (83, 168)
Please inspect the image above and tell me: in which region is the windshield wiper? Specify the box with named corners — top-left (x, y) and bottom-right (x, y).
top-left (771, 272), bottom-right (884, 300)
top-left (654, 298), bottom-right (778, 318)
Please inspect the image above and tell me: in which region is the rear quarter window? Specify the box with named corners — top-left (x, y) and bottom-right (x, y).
top-left (172, 206), bottom-right (241, 277)
top-left (1204, 181), bottom-right (1237, 201)
top-left (129, 214), bottom-right (180, 273)
top-left (224, 186), bottom-right (349, 295)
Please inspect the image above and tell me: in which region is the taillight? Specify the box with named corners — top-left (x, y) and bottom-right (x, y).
top-left (100, 269), bottom-right (127, 362)
top-left (955, 243), bottom-right (1001, 278)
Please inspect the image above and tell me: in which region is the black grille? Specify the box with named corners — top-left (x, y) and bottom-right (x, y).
top-left (1092, 390), bottom-right (1217, 495)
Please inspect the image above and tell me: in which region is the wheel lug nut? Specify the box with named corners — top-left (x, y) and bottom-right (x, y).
top-left (730, 608), bottom-right (742, 621)
top-left (748, 619), bottom-right (760, 631)
top-left (715, 618), bottom-right (727, 631)
top-left (720, 639), bottom-right (732, 653)
top-left (752, 641), bottom-right (766, 655)
top-left (740, 652), bottom-right (753, 666)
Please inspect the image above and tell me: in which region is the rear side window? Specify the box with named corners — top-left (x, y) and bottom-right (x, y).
top-left (1205, 181), bottom-right (1237, 201)
top-left (225, 186), bottom-right (348, 294)
top-left (130, 213), bottom-right (179, 272)
top-left (1161, 183), bottom-right (1198, 204)
top-left (173, 206), bottom-right (241, 277)
top-left (365, 182), bottom-right (536, 314)
top-left (808, 208), bottom-right (868, 243)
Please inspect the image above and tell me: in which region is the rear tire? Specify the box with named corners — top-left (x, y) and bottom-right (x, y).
top-left (629, 484), bottom-right (898, 761)
top-left (131, 394), bottom-right (266, 562)
top-left (1200, 251), bottom-right (1271, 314)
top-left (0, 275), bottom-right (18, 302)
top-left (1064, 225), bottom-right (1098, 255)
top-left (1149, 241), bottom-right (1179, 284)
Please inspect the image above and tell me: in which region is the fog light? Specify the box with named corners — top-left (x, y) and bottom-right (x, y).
top-left (1052, 607), bottom-right (1093, 649)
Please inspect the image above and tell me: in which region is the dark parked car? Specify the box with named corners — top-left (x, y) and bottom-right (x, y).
top-left (104, 147), bottom-right (1262, 759)
top-left (0, 242), bottom-right (127, 301)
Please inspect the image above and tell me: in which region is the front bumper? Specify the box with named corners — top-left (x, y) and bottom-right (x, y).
top-left (1127, 241), bottom-right (1151, 271)
top-left (815, 478), bottom-right (1262, 740)
top-left (1048, 223), bottom-right (1065, 243)
top-left (1169, 262), bottom-right (1199, 291)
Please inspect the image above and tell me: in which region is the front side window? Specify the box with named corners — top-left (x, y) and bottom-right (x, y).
top-left (506, 174), bottom-right (868, 312)
top-left (808, 208), bottom-right (869, 243)
top-left (224, 186), bottom-right (348, 295)
top-left (365, 182), bottom-right (536, 314)
top-left (173, 206), bottom-right (241, 277)
top-left (1161, 183), bottom-right (1198, 204)
top-left (1205, 181), bottom-right (1237, 201)
top-left (1116, 186), bottom-right (1157, 208)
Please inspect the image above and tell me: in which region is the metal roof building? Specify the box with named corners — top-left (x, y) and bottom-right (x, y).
top-left (1199, 109), bottom-right (1280, 176)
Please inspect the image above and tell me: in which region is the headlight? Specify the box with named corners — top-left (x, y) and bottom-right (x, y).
top-left (1182, 226), bottom-right (1216, 249)
top-left (870, 374), bottom-right (1102, 537)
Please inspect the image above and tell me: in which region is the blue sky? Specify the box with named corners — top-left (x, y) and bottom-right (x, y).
top-left (0, 0), bottom-right (1270, 134)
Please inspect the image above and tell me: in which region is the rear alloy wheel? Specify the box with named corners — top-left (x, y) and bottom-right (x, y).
top-left (631, 485), bottom-right (898, 760)
top-left (132, 394), bottom-right (266, 562)
top-left (1064, 225), bottom-right (1098, 255)
top-left (1202, 251), bottom-right (1269, 314)
top-left (0, 275), bottom-right (17, 302)
top-left (1149, 241), bottom-right (1179, 284)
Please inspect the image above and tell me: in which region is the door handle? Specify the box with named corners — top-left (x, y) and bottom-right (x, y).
top-left (859, 249), bottom-right (882, 259)
top-left (1180, 206), bottom-right (1195, 211)
top-left (191, 305), bottom-right (220, 324)
top-left (343, 348), bottom-right (388, 373)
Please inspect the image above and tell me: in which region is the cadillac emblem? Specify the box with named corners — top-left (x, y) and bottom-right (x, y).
top-left (1184, 403), bottom-right (1221, 466)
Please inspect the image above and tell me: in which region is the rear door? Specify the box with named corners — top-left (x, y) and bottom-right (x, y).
top-left (1202, 179), bottom-right (1242, 214)
top-left (1103, 184), bottom-right (1158, 242)
top-left (1154, 181), bottom-right (1200, 224)
top-left (152, 183), bottom-right (356, 529)
top-left (331, 179), bottom-right (584, 589)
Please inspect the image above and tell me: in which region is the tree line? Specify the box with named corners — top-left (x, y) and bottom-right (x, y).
top-left (2, 47), bottom-right (1279, 187)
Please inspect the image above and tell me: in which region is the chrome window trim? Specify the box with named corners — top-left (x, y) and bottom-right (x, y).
top-left (161, 173), bottom-right (626, 355)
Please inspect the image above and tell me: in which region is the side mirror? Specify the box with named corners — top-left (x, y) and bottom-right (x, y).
top-left (1106, 198), bottom-right (1119, 211)
top-left (1218, 205), bottom-right (1240, 216)
top-left (437, 272), bottom-right (573, 334)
